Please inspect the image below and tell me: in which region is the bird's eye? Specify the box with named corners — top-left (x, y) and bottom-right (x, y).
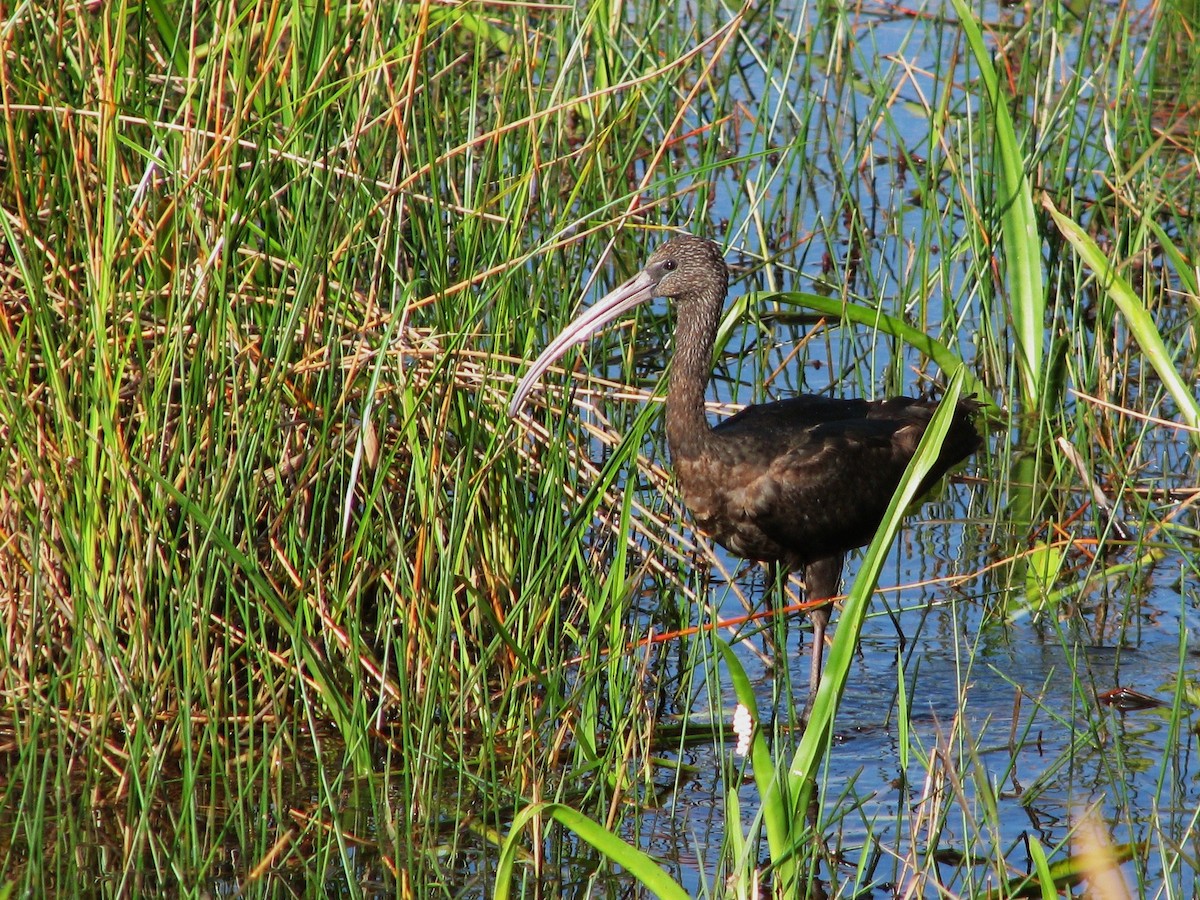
top-left (662, 259), bottom-right (678, 271)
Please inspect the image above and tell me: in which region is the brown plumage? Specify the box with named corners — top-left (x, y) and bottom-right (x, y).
top-left (510, 234), bottom-right (981, 710)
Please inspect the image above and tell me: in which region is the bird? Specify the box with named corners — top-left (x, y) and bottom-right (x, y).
top-left (509, 234), bottom-right (981, 713)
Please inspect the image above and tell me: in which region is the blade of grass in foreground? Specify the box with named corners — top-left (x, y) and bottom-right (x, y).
top-left (718, 639), bottom-right (805, 891)
top-left (951, 0), bottom-right (1045, 407)
top-left (790, 370), bottom-right (969, 806)
top-left (494, 803), bottom-right (690, 900)
top-left (737, 289), bottom-right (995, 409)
top-left (1043, 197), bottom-right (1200, 433)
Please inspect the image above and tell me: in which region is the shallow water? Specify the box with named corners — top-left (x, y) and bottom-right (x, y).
top-left (640, 509), bottom-right (1199, 894)
top-left (546, 0), bottom-right (1200, 892)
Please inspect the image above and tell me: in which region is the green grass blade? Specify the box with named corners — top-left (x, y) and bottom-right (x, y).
top-left (1044, 197), bottom-right (1200, 432)
top-left (738, 290), bottom-right (995, 408)
top-left (1143, 218), bottom-right (1200, 298)
top-left (951, 0), bottom-right (1046, 405)
top-left (494, 803), bottom-right (690, 900)
top-left (789, 370), bottom-right (969, 800)
top-left (1027, 835), bottom-right (1058, 900)
top-left (718, 639), bottom-right (800, 888)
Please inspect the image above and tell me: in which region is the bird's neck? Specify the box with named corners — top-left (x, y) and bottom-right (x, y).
top-left (665, 291), bottom-right (721, 460)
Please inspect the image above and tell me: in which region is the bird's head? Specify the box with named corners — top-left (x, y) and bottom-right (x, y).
top-left (508, 233), bottom-right (728, 416)
top-left (640, 235), bottom-right (729, 305)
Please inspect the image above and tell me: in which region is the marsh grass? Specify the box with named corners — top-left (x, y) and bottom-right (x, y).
top-left (1, 0), bottom-right (1198, 895)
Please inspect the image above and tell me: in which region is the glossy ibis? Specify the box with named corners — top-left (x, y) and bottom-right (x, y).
top-left (509, 234), bottom-right (981, 710)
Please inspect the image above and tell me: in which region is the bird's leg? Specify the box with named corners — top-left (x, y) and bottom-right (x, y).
top-left (801, 555), bottom-right (843, 724)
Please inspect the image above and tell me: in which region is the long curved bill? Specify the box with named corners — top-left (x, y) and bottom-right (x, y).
top-left (508, 268), bottom-right (657, 416)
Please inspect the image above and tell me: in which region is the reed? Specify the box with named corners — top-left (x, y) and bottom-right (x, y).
top-left (1, 0), bottom-right (1196, 895)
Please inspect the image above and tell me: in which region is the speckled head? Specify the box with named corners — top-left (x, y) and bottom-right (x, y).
top-left (637, 235), bottom-right (728, 305)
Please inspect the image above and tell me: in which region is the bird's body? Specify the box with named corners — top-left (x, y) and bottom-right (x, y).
top-left (510, 234), bottom-right (981, 710)
top-left (675, 395), bottom-right (980, 571)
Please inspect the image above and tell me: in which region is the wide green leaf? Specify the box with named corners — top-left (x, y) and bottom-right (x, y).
top-left (1044, 198), bottom-right (1200, 432)
top-left (951, 0), bottom-right (1046, 405)
top-left (494, 803), bottom-right (690, 900)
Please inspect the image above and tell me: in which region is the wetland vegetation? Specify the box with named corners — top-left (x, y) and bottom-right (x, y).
top-left (2, 0), bottom-right (1199, 895)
